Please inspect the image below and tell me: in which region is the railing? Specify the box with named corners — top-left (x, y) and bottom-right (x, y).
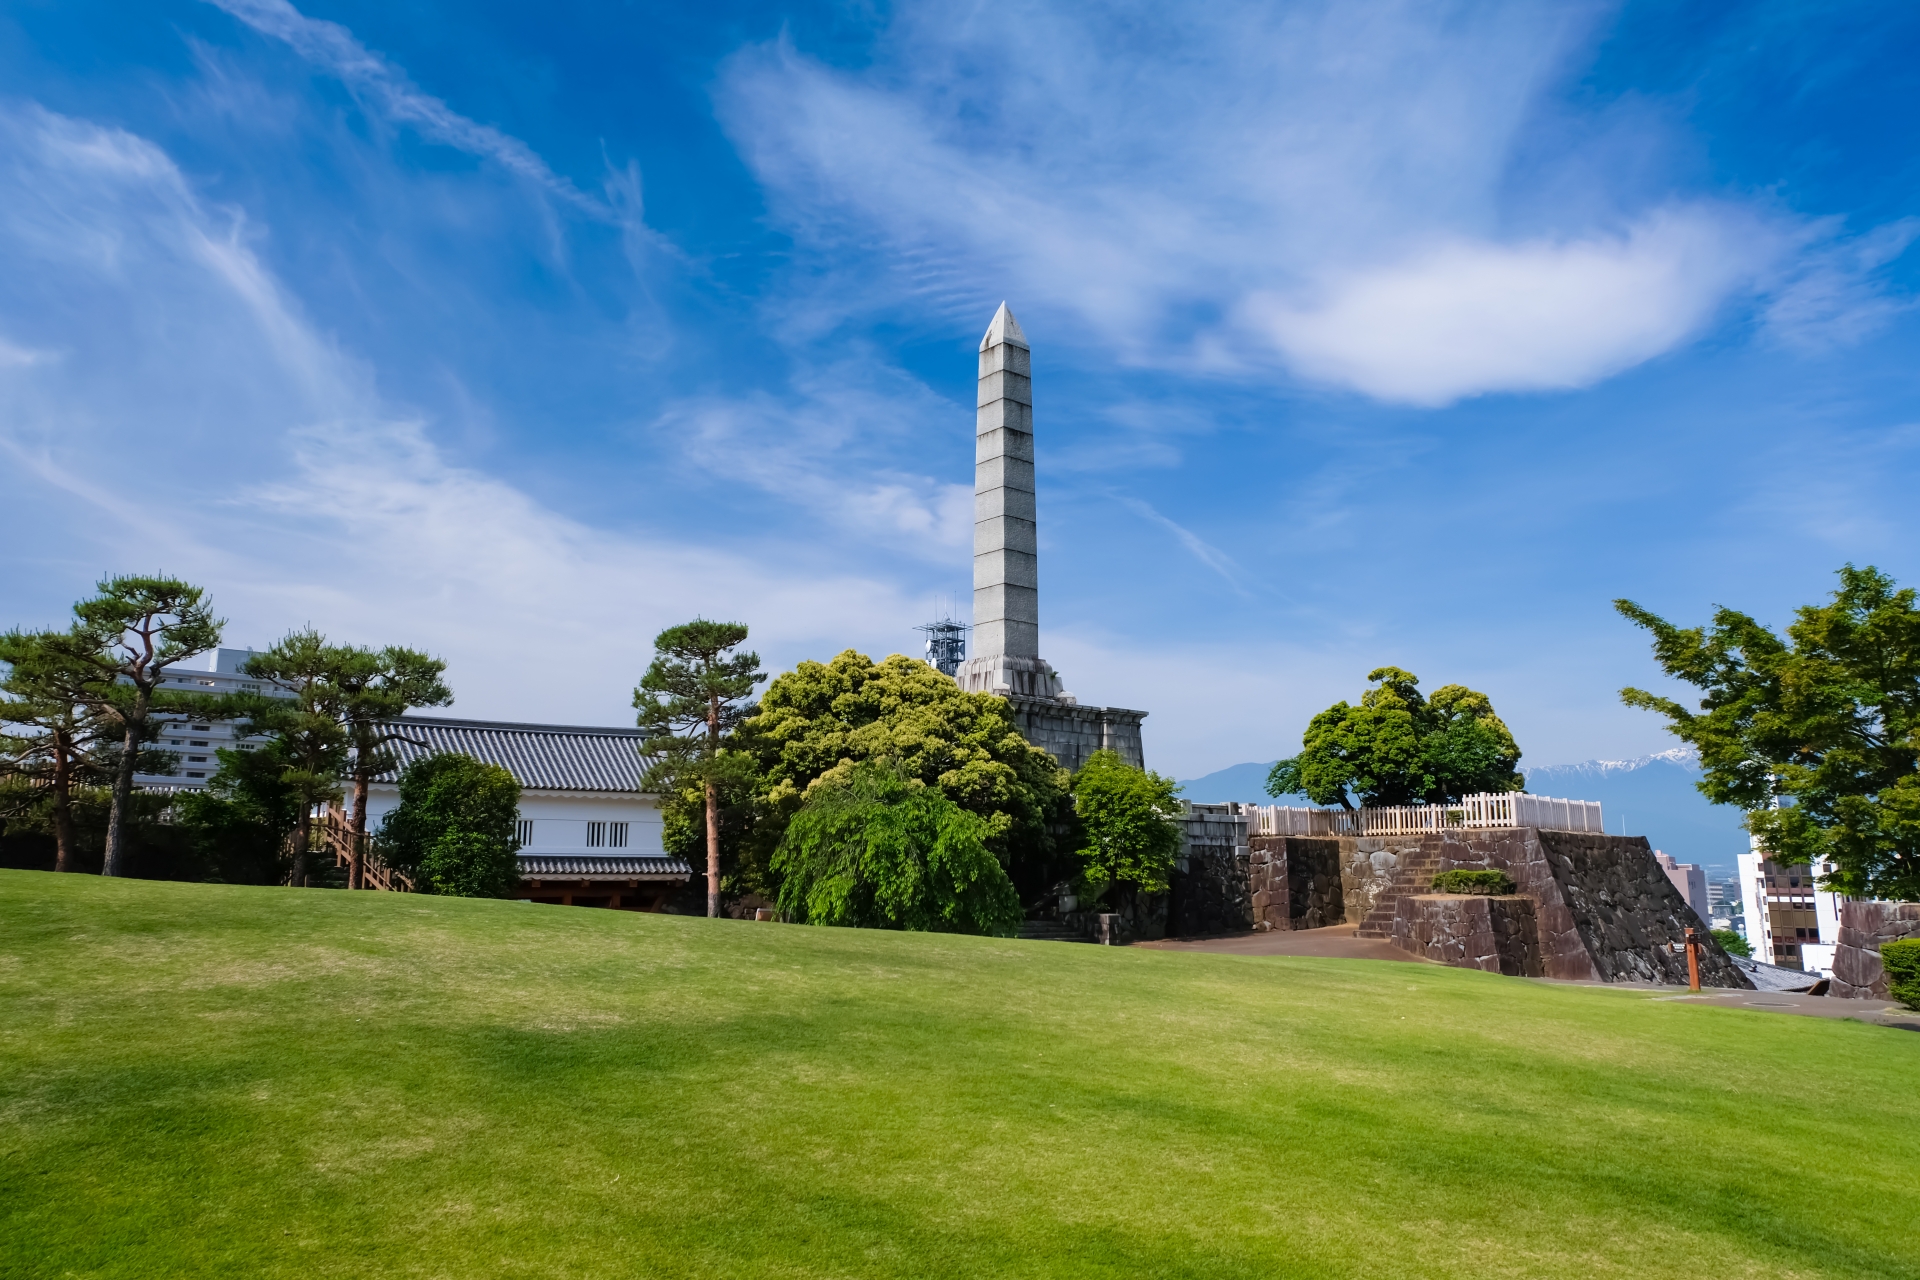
top-left (287, 803), bottom-right (415, 891)
top-left (1243, 792), bottom-right (1605, 837)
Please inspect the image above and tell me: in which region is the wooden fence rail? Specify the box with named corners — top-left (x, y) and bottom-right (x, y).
top-left (1241, 792), bottom-right (1605, 838)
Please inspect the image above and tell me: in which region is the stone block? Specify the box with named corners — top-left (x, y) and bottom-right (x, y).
top-left (977, 341), bottom-right (1030, 377)
top-left (975, 400), bottom-right (1033, 435)
top-left (973, 454), bottom-right (1034, 493)
top-left (977, 369), bottom-right (1032, 407)
top-left (1831, 900), bottom-right (1920, 999)
top-left (1391, 894), bottom-right (1545, 977)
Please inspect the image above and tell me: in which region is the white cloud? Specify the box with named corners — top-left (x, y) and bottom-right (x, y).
top-left (716, 0), bottom-right (1891, 406)
top-left (1246, 207), bottom-right (1772, 404)
top-left (0, 102), bottom-right (922, 724)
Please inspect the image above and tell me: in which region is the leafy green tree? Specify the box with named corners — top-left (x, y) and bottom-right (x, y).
top-left (1711, 928), bottom-right (1752, 959)
top-left (0, 630), bottom-right (112, 873)
top-left (334, 646), bottom-right (452, 889)
top-left (53, 576), bottom-right (224, 876)
top-left (772, 761), bottom-right (1021, 935)
top-left (1617, 565), bottom-right (1920, 900)
top-left (634, 620), bottom-right (766, 918)
top-left (1071, 749), bottom-right (1182, 906)
top-left (1266, 667), bottom-right (1523, 809)
top-left (376, 753), bottom-right (522, 897)
top-left (171, 744), bottom-right (303, 885)
top-left (742, 651), bottom-right (1074, 901)
top-left (243, 630), bottom-right (351, 887)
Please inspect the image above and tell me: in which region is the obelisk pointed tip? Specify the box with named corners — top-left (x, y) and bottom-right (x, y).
top-left (979, 302), bottom-right (1029, 352)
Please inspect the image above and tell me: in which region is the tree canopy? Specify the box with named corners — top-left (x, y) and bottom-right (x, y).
top-left (1071, 749), bottom-right (1182, 902)
top-left (1617, 565), bottom-right (1920, 900)
top-left (635, 619), bottom-right (765, 917)
top-left (377, 753), bottom-right (522, 897)
top-left (742, 651), bottom-right (1074, 898)
top-left (1266, 667), bottom-right (1523, 809)
top-left (771, 761), bottom-right (1022, 935)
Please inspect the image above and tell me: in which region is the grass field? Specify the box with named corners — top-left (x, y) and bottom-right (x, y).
top-left (2, 870), bottom-right (1915, 1279)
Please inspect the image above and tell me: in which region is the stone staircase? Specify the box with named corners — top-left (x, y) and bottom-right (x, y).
top-left (1354, 846), bottom-right (1446, 939)
top-left (1018, 919), bottom-right (1094, 943)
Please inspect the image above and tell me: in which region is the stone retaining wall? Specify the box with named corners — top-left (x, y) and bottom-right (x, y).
top-left (1392, 894), bottom-right (1545, 976)
top-left (1246, 836), bottom-right (1344, 931)
top-left (1831, 900), bottom-right (1920, 999)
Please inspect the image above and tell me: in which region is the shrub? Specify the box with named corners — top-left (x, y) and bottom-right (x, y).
top-left (1883, 939), bottom-right (1920, 1011)
top-left (377, 753), bottom-right (522, 897)
top-left (1431, 869), bottom-right (1517, 896)
top-left (1711, 928), bottom-right (1752, 958)
top-left (772, 761), bottom-right (1022, 936)
top-left (1071, 749), bottom-right (1183, 904)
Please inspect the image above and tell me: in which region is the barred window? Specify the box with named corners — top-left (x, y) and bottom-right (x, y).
top-left (587, 821), bottom-right (607, 848)
top-left (610, 822), bottom-right (629, 848)
top-left (516, 819), bottom-right (534, 846)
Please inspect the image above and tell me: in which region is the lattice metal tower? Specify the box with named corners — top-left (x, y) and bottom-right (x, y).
top-left (915, 604), bottom-right (968, 678)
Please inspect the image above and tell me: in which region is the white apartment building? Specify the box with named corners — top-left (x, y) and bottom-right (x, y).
top-left (134, 647), bottom-right (282, 787)
top-left (1737, 838), bottom-right (1844, 974)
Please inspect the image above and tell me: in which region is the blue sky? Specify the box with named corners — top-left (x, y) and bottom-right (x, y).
top-left (3, 0), bottom-right (1918, 781)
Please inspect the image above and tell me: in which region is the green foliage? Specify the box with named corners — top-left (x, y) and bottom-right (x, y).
top-left (635, 619), bottom-right (766, 915)
top-left (377, 753), bottom-right (522, 897)
top-left (744, 651), bottom-right (1073, 899)
top-left (1711, 928), bottom-right (1753, 959)
top-left (1070, 749), bottom-right (1182, 902)
top-left (1617, 565), bottom-right (1920, 900)
top-left (243, 630), bottom-right (351, 815)
top-left (1267, 667), bottom-right (1523, 809)
top-left (50, 575), bottom-right (226, 875)
top-left (332, 644), bottom-right (452, 793)
top-left (1430, 869), bottom-right (1517, 895)
top-left (1882, 939), bottom-right (1920, 1011)
top-left (0, 629), bottom-right (114, 872)
top-left (170, 746), bottom-right (303, 885)
top-left (771, 761), bottom-right (1021, 935)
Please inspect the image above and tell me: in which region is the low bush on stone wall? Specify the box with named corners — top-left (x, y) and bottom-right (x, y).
top-left (1430, 869), bottom-right (1517, 896)
top-left (1883, 939), bottom-right (1920, 1011)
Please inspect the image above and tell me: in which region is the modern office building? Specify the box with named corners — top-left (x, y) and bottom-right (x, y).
top-left (133, 647), bottom-right (282, 788)
top-left (1737, 840), bottom-right (1844, 974)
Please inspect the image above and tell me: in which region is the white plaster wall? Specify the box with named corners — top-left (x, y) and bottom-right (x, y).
top-left (362, 785), bottom-right (664, 856)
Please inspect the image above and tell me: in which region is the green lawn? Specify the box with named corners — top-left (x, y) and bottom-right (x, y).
top-left (2, 871), bottom-right (1914, 1279)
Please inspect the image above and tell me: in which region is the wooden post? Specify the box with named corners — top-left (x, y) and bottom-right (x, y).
top-left (1684, 926), bottom-right (1701, 992)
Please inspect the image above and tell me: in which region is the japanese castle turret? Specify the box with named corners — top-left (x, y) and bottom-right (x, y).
top-left (954, 303), bottom-right (1147, 772)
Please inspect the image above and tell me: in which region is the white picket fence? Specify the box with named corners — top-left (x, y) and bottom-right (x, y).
top-left (1243, 792), bottom-right (1604, 837)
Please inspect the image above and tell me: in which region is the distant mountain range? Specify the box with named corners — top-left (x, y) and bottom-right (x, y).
top-left (1176, 748), bottom-right (1749, 875)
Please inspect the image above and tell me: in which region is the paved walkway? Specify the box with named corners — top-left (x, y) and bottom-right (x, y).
top-left (1138, 927), bottom-right (1920, 1030)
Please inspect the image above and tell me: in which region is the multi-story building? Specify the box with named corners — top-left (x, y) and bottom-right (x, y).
top-left (134, 647), bottom-right (282, 788)
top-left (1653, 851), bottom-right (1709, 922)
top-left (1737, 840), bottom-right (1844, 973)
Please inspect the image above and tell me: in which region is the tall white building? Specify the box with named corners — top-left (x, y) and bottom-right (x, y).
top-left (1737, 837), bottom-right (1844, 974)
top-left (1653, 851), bottom-right (1709, 923)
top-left (134, 647), bottom-right (284, 788)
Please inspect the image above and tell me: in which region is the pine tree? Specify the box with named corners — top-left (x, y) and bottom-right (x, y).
top-left (0, 630), bottom-right (112, 873)
top-left (243, 630), bottom-right (350, 886)
top-left (333, 646), bottom-right (452, 889)
top-left (634, 620), bottom-right (765, 917)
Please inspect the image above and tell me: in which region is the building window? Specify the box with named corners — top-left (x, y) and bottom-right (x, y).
top-left (610, 822), bottom-right (629, 848)
top-left (188, 756), bottom-right (207, 763)
top-left (516, 819), bottom-right (534, 846)
top-left (587, 821), bottom-right (607, 848)
top-left (190, 741), bottom-right (208, 747)
top-left (187, 772), bottom-right (205, 779)
top-left (192, 724), bottom-right (211, 731)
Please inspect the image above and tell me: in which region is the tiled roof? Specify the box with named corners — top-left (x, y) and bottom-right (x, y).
top-left (520, 855), bottom-right (692, 880)
top-left (381, 716), bottom-right (650, 792)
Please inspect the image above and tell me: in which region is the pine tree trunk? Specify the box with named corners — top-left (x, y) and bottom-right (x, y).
top-left (50, 734), bottom-right (77, 874)
top-left (102, 718), bottom-right (140, 878)
top-left (292, 807), bottom-right (312, 888)
top-left (705, 778), bottom-right (720, 918)
top-left (348, 768), bottom-right (370, 890)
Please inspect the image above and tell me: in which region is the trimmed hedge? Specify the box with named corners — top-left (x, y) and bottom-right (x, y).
top-left (1431, 869), bottom-right (1517, 896)
top-left (1883, 939), bottom-right (1920, 1011)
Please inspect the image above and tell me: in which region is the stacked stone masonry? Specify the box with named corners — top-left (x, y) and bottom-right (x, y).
top-left (1392, 895), bottom-right (1545, 977)
top-left (1166, 816), bottom-right (1750, 987)
top-left (1830, 900), bottom-right (1920, 999)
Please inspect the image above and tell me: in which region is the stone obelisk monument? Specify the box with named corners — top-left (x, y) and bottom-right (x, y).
top-left (954, 304), bottom-right (1147, 770)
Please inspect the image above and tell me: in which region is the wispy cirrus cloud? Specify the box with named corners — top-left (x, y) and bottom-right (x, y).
top-left (202, 0), bottom-right (617, 222)
top-left (716, 0), bottom-right (1909, 407)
